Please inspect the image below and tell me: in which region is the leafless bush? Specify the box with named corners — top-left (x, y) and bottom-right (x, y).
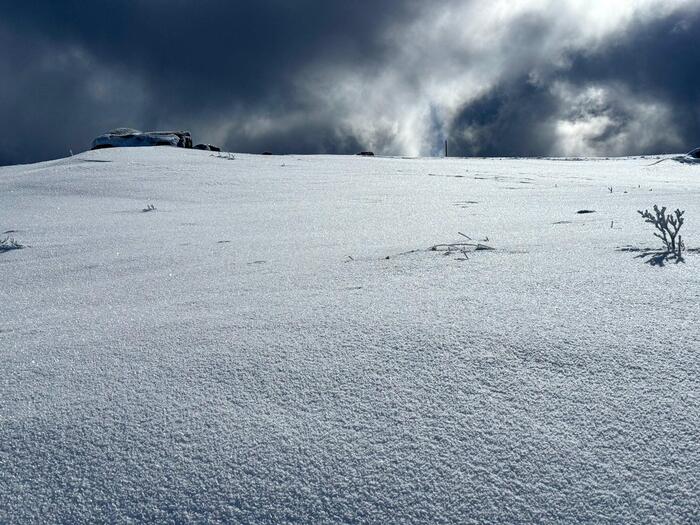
top-left (638, 205), bottom-right (685, 259)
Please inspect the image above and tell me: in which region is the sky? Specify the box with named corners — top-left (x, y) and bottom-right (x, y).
top-left (0, 0), bottom-right (699, 165)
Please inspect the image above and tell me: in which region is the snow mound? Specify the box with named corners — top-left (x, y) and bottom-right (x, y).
top-left (1, 148), bottom-right (699, 523)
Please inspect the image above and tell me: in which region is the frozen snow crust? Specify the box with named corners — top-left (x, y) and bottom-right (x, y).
top-left (1, 149), bottom-right (699, 523)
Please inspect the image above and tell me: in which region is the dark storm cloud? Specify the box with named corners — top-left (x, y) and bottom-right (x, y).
top-left (1, 1), bottom-right (407, 95)
top-left (562, 8), bottom-right (700, 153)
top-left (0, 0), bottom-right (419, 164)
top-left (447, 77), bottom-right (560, 158)
top-left (0, 25), bottom-right (142, 165)
top-left (448, 6), bottom-right (700, 157)
top-left (1, 1), bottom-right (699, 165)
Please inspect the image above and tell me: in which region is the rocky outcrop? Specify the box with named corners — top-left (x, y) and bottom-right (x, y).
top-left (91, 129), bottom-right (193, 150)
top-left (194, 144), bottom-right (221, 152)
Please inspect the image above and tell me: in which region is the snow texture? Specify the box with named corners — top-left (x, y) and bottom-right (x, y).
top-left (1, 148), bottom-right (699, 523)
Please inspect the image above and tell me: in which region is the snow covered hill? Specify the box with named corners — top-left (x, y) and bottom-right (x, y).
top-left (1, 148), bottom-right (699, 523)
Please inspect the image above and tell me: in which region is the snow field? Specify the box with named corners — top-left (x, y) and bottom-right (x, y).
top-left (1, 148), bottom-right (699, 523)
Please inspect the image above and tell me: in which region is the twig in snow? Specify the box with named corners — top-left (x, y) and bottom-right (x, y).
top-left (0, 236), bottom-right (25, 252)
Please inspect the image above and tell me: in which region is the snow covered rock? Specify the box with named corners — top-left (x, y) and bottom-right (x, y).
top-left (194, 143), bottom-right (221, 152)
top-left (91, 128), bottom-right (193, 150)
top-left (674, 147), bottom-right (700, 164)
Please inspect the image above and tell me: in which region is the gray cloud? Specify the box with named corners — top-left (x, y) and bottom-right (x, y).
top-left (0, 0), bottom-right (698, 165)
top-left (0, 0), bottom-right (420, 164)
top-left (448, 5), bottom-right (700, 157)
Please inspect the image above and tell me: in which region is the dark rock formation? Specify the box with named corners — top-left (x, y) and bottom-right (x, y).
top-left (194, 144), bottom-right (221, 152)
top-left (91, 129), bottom-right (193, 150)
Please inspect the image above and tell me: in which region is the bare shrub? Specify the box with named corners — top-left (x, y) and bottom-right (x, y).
top-left (638, 205), bottom-right (685, 259)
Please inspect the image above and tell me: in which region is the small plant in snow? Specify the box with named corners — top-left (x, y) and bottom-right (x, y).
top-left (0, 236), bottom-right (24, 252)
top-left (638, 205), bottom-right (685, 259)
top-left (142, 204), bottom-right (157, 213)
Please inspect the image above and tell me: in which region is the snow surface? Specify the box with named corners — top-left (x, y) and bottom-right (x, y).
top-left (1, 148), bottom-right (699, 523)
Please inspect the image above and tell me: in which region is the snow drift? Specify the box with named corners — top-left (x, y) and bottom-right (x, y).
top-left (1, 148), bottom-right (699, 523)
